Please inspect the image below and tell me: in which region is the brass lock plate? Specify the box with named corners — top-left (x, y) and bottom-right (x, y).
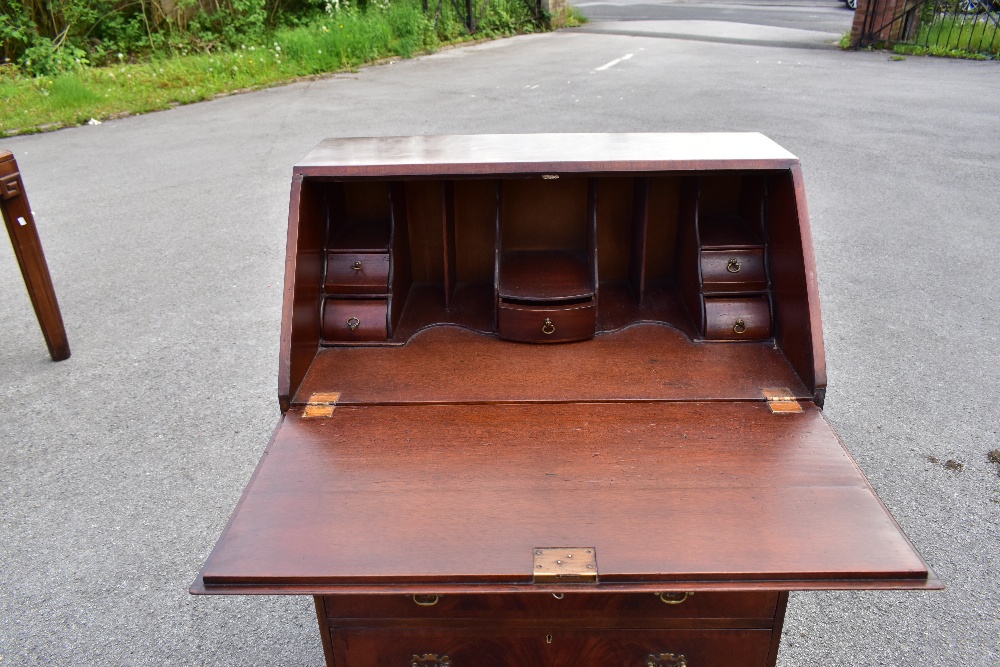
top-left (533, 547), bottom-right (597, 583)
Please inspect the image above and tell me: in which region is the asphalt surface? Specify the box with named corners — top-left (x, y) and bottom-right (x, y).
top-left (575, 0), bottom-right (857, 33)
top-left (2, 4), bottom-right (999, 666)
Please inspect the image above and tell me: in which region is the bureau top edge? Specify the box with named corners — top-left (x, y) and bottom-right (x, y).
top-left (294, 133), bottom-right (800, 176)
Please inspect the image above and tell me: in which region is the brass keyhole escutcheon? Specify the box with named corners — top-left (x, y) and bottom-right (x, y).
top-left (726, 257), bottom-right (741, 273)
top-left (542, 318), bottom-right (555, 335)
top-left (546, 634), bottom-right (553, 644)
top-left (733, 318), bottom-right (747, 335)
top-left (347, 317), bottom-right (361, 331)
top-left (351, 260), bottom-right (363, 271)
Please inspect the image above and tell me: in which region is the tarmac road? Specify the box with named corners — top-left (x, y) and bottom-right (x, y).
top-left (1, 8), bottom-right (999, 667)
top-left (575, 0), bottom-right (856, 33)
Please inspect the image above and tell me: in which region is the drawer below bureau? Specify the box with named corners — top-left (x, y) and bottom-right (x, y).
top-left (323, 592), bottom-right (778, 626)
top-left (333, 628), bottom-right (773, 667)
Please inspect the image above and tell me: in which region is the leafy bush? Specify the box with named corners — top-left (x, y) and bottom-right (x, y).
top-left (1, 0), bottom-right (541, 77)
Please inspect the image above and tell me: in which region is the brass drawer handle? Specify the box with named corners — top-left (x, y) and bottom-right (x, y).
top-left (347, 317), bottom-right (361, 331)
top-left (645, 653), bottom-right (688, 667)
top-left (655, 592), bottom-right (692, 605)
top-left (726, 257), bottom-right (741, 273)
top-left (412, 654), bottom-right (451, 667)
top-left (412, 594), bottom-right (440, 606)
top-left (351, 260), bottom-right (363, 271)
top-left (733, 318), bottom-right (746, 335)
top-left (542, 318), bottom-right (555, 335)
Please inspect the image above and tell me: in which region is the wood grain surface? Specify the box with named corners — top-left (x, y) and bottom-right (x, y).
top-left (1, 151), bottom-right (70, 361)
top-left (294, 325), bottom-right (808, 406)
top-left (294, 134), bottom-right (798, 178)
top-left (198, 401), bottom-right (932, 591)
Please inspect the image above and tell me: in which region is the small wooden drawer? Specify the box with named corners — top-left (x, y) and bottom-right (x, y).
top-left (326, 253), bottom-right (390, 294)
top-left (323, 592), bottom-right (778, 625)
top-left (334, 628), bottom-right (773, 667)
top-left (498, 302), bottom-right (596, 343)
top-left (704, 296), bottom-right (771, 340)
top-left (700, 249), bottom-right (766, 292)
top-left (323, 298), bottom-right (388, 341)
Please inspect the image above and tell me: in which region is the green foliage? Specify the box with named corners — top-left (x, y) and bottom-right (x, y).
top-left (0, 0), bottom-right (543, 76)
top-left (563, 5), bottom-right (588, 27)
top-left (1, 0), bottom-right (547, 134)
top-left (919, 16), bottom-right (1000, 54)
top-left (19, 36), bottom-right (90, 76)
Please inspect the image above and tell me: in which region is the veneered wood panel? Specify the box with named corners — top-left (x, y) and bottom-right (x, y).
top-left (403, 181), bottom-right (444, 285)
top-left (500, 177), bottom-right (590, 252)
top-left (279, 177), bottom-right (325, 411)
top-left (766, 168), bottom-right (826, 405)
top-left (322, 591), bottom-right (779, 626)
top-left (644, 177), bottom-right (680, 284)
top-left (295, 325), bottom-right (807, 405)
top-left (199, 401), bottom-right (932, 590)
top-left (453, 180), bottom-right (496, 284)
top-left (335, 628), bottom-right (772, 667)
top-left (294, 134), bottom-right (798, 178)
top-left (595, 177), bottom-right (635, 284)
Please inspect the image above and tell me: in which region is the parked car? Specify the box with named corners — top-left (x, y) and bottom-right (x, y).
top-left (843, 0), bottom-right (857, 10)
top-left (957, 0), bottom-right (996, 11)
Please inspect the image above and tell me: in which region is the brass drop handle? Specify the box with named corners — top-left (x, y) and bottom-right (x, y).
top-left (733, 318), bottom-right (746, 335)
top-left (655, 592), bottom-right (692, 605)
top-left (645, 653), bottom-right (688, 667)
top-left (726, 257), bottom-right (741, 273)
top-left (347, 317), bottom-right (361, 331)
top-left (412, 594), bottom-right (440, 607)
top-left (542, 318), bottom-right (555, 335)
top-left (351, 260), bottom-right (363, 271)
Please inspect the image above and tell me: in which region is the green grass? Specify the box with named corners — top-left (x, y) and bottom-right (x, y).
top-left (1, 1), bottom-right (543, 136)
top-left (841, 13), bottom-right (999, 59)
top-left (564, 5), bottom-right (590, 27)
top-left (919, 16), bottom-right (1000, 54)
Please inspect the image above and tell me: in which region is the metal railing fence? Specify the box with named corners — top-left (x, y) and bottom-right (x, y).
top-left (856, 0), bottom-right (1000, 55)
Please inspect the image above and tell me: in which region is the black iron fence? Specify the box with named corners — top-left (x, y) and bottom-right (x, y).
top-left (856, 0), bottom-right (1000, 55)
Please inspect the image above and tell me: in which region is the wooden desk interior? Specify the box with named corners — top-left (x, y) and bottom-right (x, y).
top-left (194, 134), bottom-right (937, 667)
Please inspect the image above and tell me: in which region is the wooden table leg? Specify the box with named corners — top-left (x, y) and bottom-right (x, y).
top-left (1, 151), bottom-right (71, 361)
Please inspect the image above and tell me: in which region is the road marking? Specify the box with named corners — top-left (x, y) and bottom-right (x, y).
top-left (593, 53), bottom-right (633, 72)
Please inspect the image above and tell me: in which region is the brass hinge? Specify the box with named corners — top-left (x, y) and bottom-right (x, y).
top-left (762, 387), bottom-right (803, 414)
top-left (303, 391), bottom-right (340, 418)
top-left (533, 547), bottom-right (598, 583)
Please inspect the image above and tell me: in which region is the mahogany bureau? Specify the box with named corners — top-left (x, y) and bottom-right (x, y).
top-left (192, 134), bottom-right (939, 667)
